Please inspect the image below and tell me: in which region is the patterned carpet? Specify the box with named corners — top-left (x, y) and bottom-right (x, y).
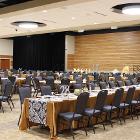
top-left (0, 95), bottom-right (140, 140)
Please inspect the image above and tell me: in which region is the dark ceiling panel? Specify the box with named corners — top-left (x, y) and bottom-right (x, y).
top-left (0, 0), bottom-right (33, 8)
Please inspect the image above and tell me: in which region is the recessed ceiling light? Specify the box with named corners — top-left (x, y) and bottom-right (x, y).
top-left (11, 21), bottom-right (46, 29)
top-left (19, 23), bottom-right (38, 29)
top-left (94, 22), bottom-right (98, 24)
top-left (113, 3), bottom-right (140, 15)
top-left (72, 17), bottom-right (76, 20)
top-left (78, 29), bottom-right (84, 33)
top-left (122, 5), bottom-right (140, 15)
top-left (111, 26), bottom-right (118, 29)
top-left (42, 10), bottom-right (47, 13)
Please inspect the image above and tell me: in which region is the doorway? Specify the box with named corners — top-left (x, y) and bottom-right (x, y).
top-left (0, 59), bottom-right (10, 69)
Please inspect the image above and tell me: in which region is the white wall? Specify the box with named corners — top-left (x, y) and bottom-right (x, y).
top-left (0, 39), bottom-right (13, 56)
top-left (65, 35), bottom-right (75, 70)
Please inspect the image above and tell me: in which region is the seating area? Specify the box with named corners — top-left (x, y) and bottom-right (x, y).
top-left (0, 69), bottom-right (140, 139)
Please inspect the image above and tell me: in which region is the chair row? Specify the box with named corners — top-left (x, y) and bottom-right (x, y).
top-left (99, 79), bottom-right (138, 90)
top-left (58, 87), bottom-right (140, 139)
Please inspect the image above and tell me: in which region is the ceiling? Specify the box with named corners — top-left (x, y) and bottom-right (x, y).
top-left (0, 0), bottom-right (140, 38)
top-left (0, 0), bottom-right (33, 8)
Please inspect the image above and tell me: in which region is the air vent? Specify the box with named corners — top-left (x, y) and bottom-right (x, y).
top-left (94, 11), bottom-right (107, 16)
top-left (42, 19), bottom-right (56, 24)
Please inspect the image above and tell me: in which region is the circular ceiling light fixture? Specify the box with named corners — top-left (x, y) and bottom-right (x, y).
top-left (112, 3), bottom-right (140, 15)
top-left (122, 5), bottom-right (140, 15)
top-left (11, 21), bottom-right (46, 29)
top-left (78, 29), bottom-right (84, 33)
top-left (111, 26), bottom-right (118, 29)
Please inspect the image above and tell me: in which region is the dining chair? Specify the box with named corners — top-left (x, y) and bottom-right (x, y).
top-left (18, 86), bottom-right (31, 125)
top-left (32, 78), bottom-right (41, 96)
top-left (40, 85), bottom-right (52, 96)
top-left (131, 79), bottom-right (138, 85)
top-left (0, 81), bottom-right (13, 113)
top-left (108, 81), bottom-right (116, 89)
top-left (84, 90), bottom-right (108, 134)
top-left (99, 81), bottom-right (107, 90)
top-left (117, 80), bottom-right (124, 87)
top-left (61, 78), bottom-right (70, 85)
top-left (8, 76), bottom-right (16, 85)
top-left (131, 93), bottom-right (140, 119)
top-left (103, 88), bottom-right (124, 126)
top-left (119, 87), bottom-right (135, 122)
top-left (45, 76), bottom-right (55, 91)
top-left (25, 76), bottom-right (32, 86)
top-left (75, 77), bottom-right (83, 84)
top-left (125, 80), bottom-right (131, 86)
top-left (58, 92), bottom-right (89, 139)
top-left (88, 82), bottom-right (95, 90)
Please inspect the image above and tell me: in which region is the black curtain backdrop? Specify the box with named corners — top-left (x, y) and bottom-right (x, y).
top-left (13, 33), bottom-right (65, 71)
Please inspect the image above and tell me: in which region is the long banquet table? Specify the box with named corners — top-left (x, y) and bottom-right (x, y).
top-left (19, 86), bottom-right (140, 138)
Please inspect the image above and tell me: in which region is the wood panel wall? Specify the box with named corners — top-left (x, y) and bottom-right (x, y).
top-left (0, 55), bottom-right (13, 69)
top-left (67, 31), bottom-right (140, 72)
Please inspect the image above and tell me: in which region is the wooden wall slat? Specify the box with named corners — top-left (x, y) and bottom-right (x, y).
top-left (67, 31), bottom-right (140, 71)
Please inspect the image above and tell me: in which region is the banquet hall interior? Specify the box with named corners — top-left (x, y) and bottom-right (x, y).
top-left (1, 0), bottom-right (140, 140)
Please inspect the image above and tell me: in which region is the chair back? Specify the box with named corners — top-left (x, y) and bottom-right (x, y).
top-left (104, 74), bottom-right (109, 83)
top-left (18, 87), bottom-right (31, 104)
top-left (137, 76), bottom-right (140, 83)
top-left (117, 80), bottom-right (124, 87)
top-left (0, 76), bottom-right (2, 85)
top-left (32, 78), bottom-right (40, 90)
top-left (131, 79), bottom-right (137, 85)
top-left (125, 87), bottom-right (135, 104)
top-left (73, 83), bottom-right (82, 89)
top-left (99, 73), bottom-right (105, 82)
top-left (108, 81), bottom-right (115, 89)
top-left (25, 76), bottom-right (32, 86)
top-left (125, 80), bottom-right (131, 86)
top-left (63, 72), bottom-right (70, 78)
top-left (41, 85), bottom-right (52, 96)
top-left (112, 88), bottom-right (124, 107)
top-left (45, 76), bottom-right (55, 90)
top-left (36, 76), bottom-right (42, 81)
top-left (88, 82), bottom-right (95, 90)
top-left (82, 73), bottom-right (88, 79)
top-left (32, 71), bottom-right (37, 78)
top-left (73, 72), bottom-right (79, 80)
top-left (115, 75), bottom-right (122, 81)
top-left (99, 81), bottom-right (107, 90)
top-left (61, 78), bottom-right (70, 85)
top-left (76, 77), bottom-right (83, 84)
top-left (95, 90), bottom-right (108, 110)
top-left (75, 92), bottom-right (89, 114)
top-left (4, 70), bottom-right (8, 77)
top-left (3, 81), bottom-right (13, 97)
top-left (1, 79), bottom-right (11, 93)
top-left (8, 76), bottom-right (16, 85)
top-left (128, 75), bottom-right (135, 80)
